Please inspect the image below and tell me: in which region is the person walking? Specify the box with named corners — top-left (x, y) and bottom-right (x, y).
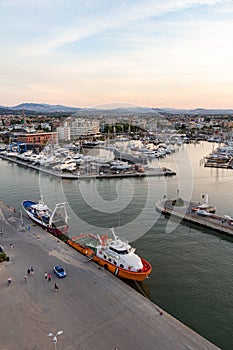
top-left (27, 268), bottom-right (31, 275)
top-left (44, 272), bottom-right (48, 281)
top-left (54, 283), bottom-right (59, 292)
top-left (47, 273), bottom-right (51, 282)
top-left (30, 266), bottom-right (34, 276)
top-left (0, 229), bottom-right (2, 235)
top-left (24, 275), bottom-right (28, 283)
top-left (7, 276), bottom-right (12, 286)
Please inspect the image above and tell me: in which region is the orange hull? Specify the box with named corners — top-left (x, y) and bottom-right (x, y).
top-left (67, 238), bottom-right (152, 282)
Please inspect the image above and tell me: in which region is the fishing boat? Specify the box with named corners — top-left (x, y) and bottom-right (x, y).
top-left (67, 229), bottom-right (152, 282)
top-left (22, 196), bottom-right (69, 236)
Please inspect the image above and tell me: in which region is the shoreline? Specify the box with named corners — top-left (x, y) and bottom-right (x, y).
top-left (0, 198), bottom-right (219, 350)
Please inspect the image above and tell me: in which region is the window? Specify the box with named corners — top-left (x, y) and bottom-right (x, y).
top-left (109, 246), bottom-right (128, 255)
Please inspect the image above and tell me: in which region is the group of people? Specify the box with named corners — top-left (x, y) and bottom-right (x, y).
top-left (7, 269), bottom-right (59, 291)
top-left (44, 272), bottom-right (59, 291)
top-left (44, 272), bottom-right (52, 282)
top-left (24, 266), bottom-right (34, 283)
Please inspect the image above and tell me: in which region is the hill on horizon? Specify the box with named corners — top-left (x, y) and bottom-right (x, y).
top-left (0, 102), bottom-right (233, 115)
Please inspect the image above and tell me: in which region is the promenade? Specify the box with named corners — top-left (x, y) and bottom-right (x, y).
top-left (0, 200), bottom-right (220, 350)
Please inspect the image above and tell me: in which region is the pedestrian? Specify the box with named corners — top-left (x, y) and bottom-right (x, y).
top-left (0, 229), bottom-right (2, 235)
top-left (10, 243), bottom-right (13, 249)
top-left (30, 266), bottom-right (34, 276)
top-left (24, 275), bottom-right (28, 283)
top-left (44, 272), bottom-right (48, 281)
top-left (54, 283), bottom-right (59, 291)
top-left (7, 276), bottom-right (12, 286)
top-left (27, 268), bottom-right (31, 275)
top-left (47, 273), bottom-right (51, 282)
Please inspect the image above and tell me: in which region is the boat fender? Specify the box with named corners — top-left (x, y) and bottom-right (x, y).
top-left (114, 268), bottom-right (119, 276)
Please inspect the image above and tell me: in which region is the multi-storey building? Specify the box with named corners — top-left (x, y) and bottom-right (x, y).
top-left (57, 123), bottom-right (71, 141)
top-left (57, 118), bottom-right (99, 140)
top-left (15, 132), bottom-right (58, 145)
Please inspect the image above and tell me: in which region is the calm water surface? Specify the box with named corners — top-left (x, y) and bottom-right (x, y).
top-left (1, 141), bottom-right (233, 349)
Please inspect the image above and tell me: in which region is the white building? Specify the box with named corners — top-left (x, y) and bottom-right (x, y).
top-left (57, 118), bottom-right (99, 141)
top-left (69, 118), bottom-right (99, 138)
top-left (57, 123), bottom-right (71, 141)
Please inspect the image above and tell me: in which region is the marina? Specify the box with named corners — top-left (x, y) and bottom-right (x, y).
top-left (204, 141), bottom-right (233, 169)
top-left (0, 152), bottom-right (176, 179)
top-left (1, 141), bottom-right (233, 349)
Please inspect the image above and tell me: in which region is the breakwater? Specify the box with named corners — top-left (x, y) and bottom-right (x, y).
top-left (156, 199), bottom-right (233, 237)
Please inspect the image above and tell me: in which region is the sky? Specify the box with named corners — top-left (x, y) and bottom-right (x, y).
top-left (0, 0), bottom-right (233, 109)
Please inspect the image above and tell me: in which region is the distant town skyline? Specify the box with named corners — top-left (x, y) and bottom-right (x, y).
top-left (1, 0), bottom-right (233, 109)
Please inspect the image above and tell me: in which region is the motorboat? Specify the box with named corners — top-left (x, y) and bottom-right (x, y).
top-left (110, 161), bottom-right (132, 171)
top-left (54, 158), bottom-right (77, 172)
top-left (191, 195), bottom-right (216, 214)
top-left (22, 196), bottom-right (69, 236)
top-left (67, 228), bottom-right (152, 282)
top-left (196, 209), bottom-right (215, 216)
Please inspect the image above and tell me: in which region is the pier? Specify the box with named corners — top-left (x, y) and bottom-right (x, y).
top-left (0, 154), bottom-right (176, 179)
top-left (0, 199), bottom-right (219, 349)
top-left (156, 198), bottom-right (233, 237)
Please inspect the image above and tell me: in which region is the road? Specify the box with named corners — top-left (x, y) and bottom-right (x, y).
top-left (0, 200), bottom-right (220, 350)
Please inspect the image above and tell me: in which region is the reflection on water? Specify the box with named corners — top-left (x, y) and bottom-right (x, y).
top-left (1, 141), bottom-right (233, 349)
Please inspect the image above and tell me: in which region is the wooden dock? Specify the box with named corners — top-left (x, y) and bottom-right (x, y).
top-left (156, 199), bottom-right (233, 237)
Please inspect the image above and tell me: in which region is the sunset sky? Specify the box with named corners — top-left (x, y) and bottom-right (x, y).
top-left (0, 0), bottom-right (232, 109)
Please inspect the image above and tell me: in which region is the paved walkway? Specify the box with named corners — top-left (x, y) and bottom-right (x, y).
top-left (0, 200), bottom-right (220, 350)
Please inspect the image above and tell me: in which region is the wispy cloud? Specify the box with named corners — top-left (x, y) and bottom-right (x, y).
top-left (0, 0), bottom-right (232, 107)
top-left (0, 0), bottom-right (223, 56)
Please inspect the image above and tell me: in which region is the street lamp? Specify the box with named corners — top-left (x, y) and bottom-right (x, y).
top-left (48, 330), bottom-right (63, 350)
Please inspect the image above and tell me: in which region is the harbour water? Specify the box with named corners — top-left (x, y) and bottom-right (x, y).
top-left (1, 141), bottom-right (233, 349)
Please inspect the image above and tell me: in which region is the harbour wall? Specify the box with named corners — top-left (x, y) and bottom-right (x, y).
top-left (156, 199), bottom-right (233, 237)
top-left (0, 198), bottom-right (220, 350)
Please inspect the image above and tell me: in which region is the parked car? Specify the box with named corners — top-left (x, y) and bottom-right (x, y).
top-left (53, 265), bottom-right (66, 278)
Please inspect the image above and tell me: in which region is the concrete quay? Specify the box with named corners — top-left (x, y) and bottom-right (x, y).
top-left (0, 154), bottom-right (176, 180)
top-left (156, 199), bottom-right (233, 237)
top-left (0, 200), bottom-right (220, 350)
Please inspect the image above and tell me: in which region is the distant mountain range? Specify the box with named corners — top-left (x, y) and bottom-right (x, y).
top-left (0, 102), bottom-right (233, 115)
top-left (11, 103), bottom-right (82, 113)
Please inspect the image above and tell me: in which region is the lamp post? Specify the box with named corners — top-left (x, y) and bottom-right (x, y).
top-left (48, 330), bottom-right (63, 350)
